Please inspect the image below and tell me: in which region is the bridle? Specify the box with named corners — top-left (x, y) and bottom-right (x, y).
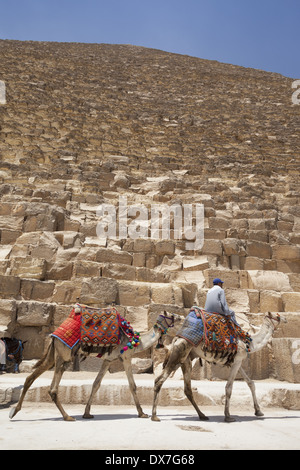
top-left (155, 313), bottom-right (175, 335)
top-left (266, 312), bottom-right (281, 329)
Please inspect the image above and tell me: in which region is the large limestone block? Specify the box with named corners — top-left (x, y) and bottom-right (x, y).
top-left (20, 279), bottom-right (55, 301)
top-left (203, 269), bottom-right (240, 288)
top-left (154, 240), bottom-right (175, 256)
top-left (15, 326), bottom-right (46, 359)
top-left (247, 270), bottom-right (292, 292)
top-left (201, 239), bottom-right (223, 256)
top-left (16, 301), bottom-right (55, 326)
top-left (0, 274), bottom-right (20, 297)
top-left (45, 261), bottom-right (73, 280)
top-left (133, 239), bottom-right (153, 253)
top-left (118, 281), bottom-right (150, 306)
top-left (10, 257), bottom-right (47, 280)
top-left (225, 289), bottom-right (250, 313)
top-left (272, 245), bottom-right (300, 260)
top-left (271, 338), bottom-right (300, 383)
top-left (23, 203), bottom-right (65, 232)
top-left (0, 216), bottom-right (24, 231)
top-left (223, 238), bottom-right (246, 256)
top-left (182, 256), bottom-right (209, 271)
top-left (246, 241), bottom-right (272, 259)
top-left (102, 263), bottom-right (136, 281)
top-left (281, 292), bottom-right (300, 312)
top-left (125, 306), bottom-right (148, 332)
top-left (52, 281), bottom-right (82, 304)
top-left (95, 247), bottom-right (132, 265)
top-left (135, 267), bottom-right (166, 283)
top-left (260, 290), bottom-right (283, 312)
top-left (73, 260), bottom-right (102, 278)
top-left (151, 284), bottom-right (174, 305)
top-left (80, 278), bottom-right (118, 305)
top-left (244, 257), bottom-right (264, 270)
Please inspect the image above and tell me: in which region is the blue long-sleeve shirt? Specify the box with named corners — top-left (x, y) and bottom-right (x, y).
top-left (205, 285), bottom-right (236, 322)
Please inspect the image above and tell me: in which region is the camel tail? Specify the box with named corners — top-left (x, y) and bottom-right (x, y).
top-left (33, 336), bottom-right (55, 369)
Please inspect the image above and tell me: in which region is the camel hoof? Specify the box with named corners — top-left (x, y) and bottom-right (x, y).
top-left (224, 416), bottom-right (236, 423)
top-left (199, 415), bottom-right (209, 421)
top-left (151, 416), bottom-right (161, 422)
top-left (64, 416), bottom-right (76, 422)
top-left (9, 407), bottom-right (18, 419)
top-left (255, 410), bottom-right (264, 417)
top-left (139, 413), bottom-right (149, 419)
top-left (82, 413), bottom-right (94, 419)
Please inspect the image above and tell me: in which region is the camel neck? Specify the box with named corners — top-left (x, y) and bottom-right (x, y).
top-left (250, 319), bottom-right (275, 353)
top-left (137, 326), bottom-right (160, 352)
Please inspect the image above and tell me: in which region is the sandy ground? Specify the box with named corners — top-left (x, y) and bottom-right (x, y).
top-left (1, 402), bottom-right (300, 451)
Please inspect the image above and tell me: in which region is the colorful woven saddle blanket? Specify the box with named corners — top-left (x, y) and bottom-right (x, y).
top-left (51, 308), bottom-right (82, 349)
top-left (80, 305), bottom-right (121, 347)
top-left (51, 304), bottom-right (122, 350)
top-left (177, 307), bottom-right (252, 364)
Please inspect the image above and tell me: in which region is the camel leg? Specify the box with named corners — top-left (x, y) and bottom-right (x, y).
top-left (9, 341), bottom-right (55, 419)
top-left (48, 357), bottom-right (74, 421)
top-left (122, 357), bottom-right (148, 418)
top-left (82, 359), bottom-right (110, 419)
top-left (181, 358), bottom-right (208, 421)
top-left (239, 366), bottom-right (264, 417)
top-left (151, 364), bottom-right (174, 422)
top-left (224, 360), bottom-right (242, 423)
top-left (151, 339), bottom-right (190, 422)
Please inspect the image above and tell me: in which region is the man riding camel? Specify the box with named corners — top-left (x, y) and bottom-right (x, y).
top-left (205, 278), bottom-right (238, 325)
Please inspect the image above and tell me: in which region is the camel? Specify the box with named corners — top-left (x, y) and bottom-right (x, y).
top-left (9, 309), bottom-right (183, 421)
top-left (151, 311), bottom-right (286, 423)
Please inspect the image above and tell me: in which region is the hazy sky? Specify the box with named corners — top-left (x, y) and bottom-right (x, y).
top-left (0, 0), bottom-right (299, 78)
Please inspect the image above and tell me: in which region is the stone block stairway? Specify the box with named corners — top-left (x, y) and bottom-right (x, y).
top-left (0, 40), bottom-right (299, 383)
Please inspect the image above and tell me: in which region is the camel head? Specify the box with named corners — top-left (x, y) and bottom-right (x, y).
top-left (154, 311), bottom-right (184, 347)
top-left (155, 311), bottom-right (184, 333)
top-left (265, 312), bottom-right (287, 328)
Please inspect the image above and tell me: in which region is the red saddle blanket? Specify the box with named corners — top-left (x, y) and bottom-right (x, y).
top-left (51, 308), bottom-right (82, 349)
top-left (51, 305), bottom-right (121, 349)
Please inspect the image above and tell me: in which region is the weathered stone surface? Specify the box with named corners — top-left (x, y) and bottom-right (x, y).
top-left (0, 40), bottom-right (299, 380)
top-left (0, 274), bottom-right (20, 297)
top-left (118, 281), bottom-right (150, 306)
top-left (80, 278), bottom-right (118, 305)
top-left (247, 270), bottom-right (292, 292)
top-left (20, 279), bottom-right (55, 301)
top-left (16, 301), bottom-right (55, 327)
top-left (0, 299), bottom-right (16, 333)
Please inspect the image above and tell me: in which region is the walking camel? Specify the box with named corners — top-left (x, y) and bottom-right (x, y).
top-left (151, 311), bottom-right (286, 423)
top-left (9, 309), bottom-right (183, 421)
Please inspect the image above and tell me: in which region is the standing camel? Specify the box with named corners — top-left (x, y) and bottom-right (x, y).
top-left (9, 310), bottom-right (183, 421)
top-left (151, 312), bottom-right (286, 423)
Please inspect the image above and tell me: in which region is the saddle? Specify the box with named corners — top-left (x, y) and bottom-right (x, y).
top-left (51, 304), bottom-right (139, 356)
top-left (176, 307), bottom-right (252, 365)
